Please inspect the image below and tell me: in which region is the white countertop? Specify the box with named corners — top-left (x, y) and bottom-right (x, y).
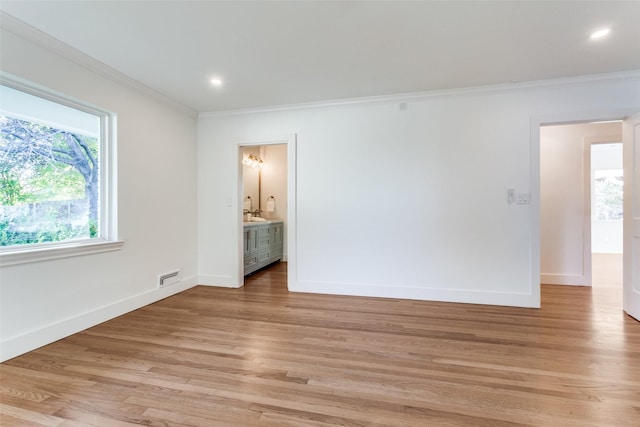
top-left (243, 219), bottom-right (282, 226)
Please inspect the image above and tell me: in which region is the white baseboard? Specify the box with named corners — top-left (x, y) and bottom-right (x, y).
top-left (198, 274), bottom-right (241, 288)
top-left (0, 275), bottom-right (198, 362)
top-left (289, 280), bottom-right (539, 308)
top-left (2, 275), bottom-right (540, 362)
top-left (540, 273), bottom-right (591, 286)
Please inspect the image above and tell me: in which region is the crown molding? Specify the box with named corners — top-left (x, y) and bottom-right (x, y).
top-left (0, 11), bottom-right (197, 119)
top-left (200, 70), bottom-right (640, 119)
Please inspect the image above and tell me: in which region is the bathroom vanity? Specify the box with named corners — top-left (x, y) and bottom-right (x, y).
top-left (243, 221), bottom-right (283, 275)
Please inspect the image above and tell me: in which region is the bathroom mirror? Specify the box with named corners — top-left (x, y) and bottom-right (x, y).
top-left (242, 147), bottom-right (260, 213)
top-left (242, 144), bottom-right (286, 220)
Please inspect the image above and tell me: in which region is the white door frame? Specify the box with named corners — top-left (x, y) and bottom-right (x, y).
top-left (531, 109), bottom-right (636, 306)
top-left (236, 134), bottom-right (297, 289)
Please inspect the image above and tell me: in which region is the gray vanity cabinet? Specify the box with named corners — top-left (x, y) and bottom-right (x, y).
top-left (244, 221), bottom-right (283, 275)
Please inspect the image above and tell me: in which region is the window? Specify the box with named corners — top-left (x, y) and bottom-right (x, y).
top-left (593, 169), bottom-right (623, 221)
top-left (0, 77), bottom-right (120, 264)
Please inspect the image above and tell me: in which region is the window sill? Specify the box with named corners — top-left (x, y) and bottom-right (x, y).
top-left (0, 240), bottom-right (124, 267)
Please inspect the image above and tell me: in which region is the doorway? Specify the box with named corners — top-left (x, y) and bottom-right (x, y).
top-left (236, 134), bottom-right (297, 289)
top-left (539, 120), bottom-right (623, 302)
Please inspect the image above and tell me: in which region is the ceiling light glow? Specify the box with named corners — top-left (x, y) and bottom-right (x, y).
top-left (590, 28), bottom-right (610, 40)
top-left (210, 77), bottom-right (223, 87)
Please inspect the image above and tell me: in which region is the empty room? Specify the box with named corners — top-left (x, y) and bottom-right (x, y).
top-left (1, 1), bottom-right (639, 426)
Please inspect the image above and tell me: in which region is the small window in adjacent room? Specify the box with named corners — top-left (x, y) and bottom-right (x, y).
top-left (0, 78), bottom-right (119, 262)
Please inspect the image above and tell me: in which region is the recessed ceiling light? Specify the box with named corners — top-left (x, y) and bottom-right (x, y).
top-left (590, 28), bottom-right (610, 40)
top-left (210, 77), bottom-right (223, 87)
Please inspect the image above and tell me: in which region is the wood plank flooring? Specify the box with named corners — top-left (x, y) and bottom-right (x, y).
top-left (2, 262), bottom-right (639, 426)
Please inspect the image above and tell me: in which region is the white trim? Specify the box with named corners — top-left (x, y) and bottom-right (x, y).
top-left (200, 70), bottom-right (640, 118)
top-left (540, 274), bottom-right (590, 286)
top-left (534, 110), bottom-right (638, 127)
top-left (286, 137), bottom-right (297, 291)
top-left (197, 274), bottom-right (239, 288)
top-left (0, 239), bottom-right (124, 266)
top-left (103, 108), bottom-right (118, 242)
top-left (0, 12), bottom-right (197, 118)
top-left (1, 73), bottom-right (110, 118)
top-left (530, 122), bottom-right (542, 307)
top-left (0, 275), bottom-right (198, 362)
top-left (581, 138), bottom-right (593, 286)
top-left (290, 280), bottom-right (538, 308)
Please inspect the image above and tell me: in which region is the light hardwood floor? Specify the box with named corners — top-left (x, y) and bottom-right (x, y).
top-left (1, 262), bottom-right (639, 426)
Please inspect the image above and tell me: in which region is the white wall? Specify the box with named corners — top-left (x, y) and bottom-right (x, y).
top-left (0, 22), bottom-right (198, 361)
top-left (198, 75), bottom-right (640, 307)
top-left (540, 123), bottom-right (622, 285)
top-left (260, 144), bottom-right (287, 220)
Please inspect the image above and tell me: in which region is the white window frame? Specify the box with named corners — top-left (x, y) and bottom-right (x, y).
top-left (0, 75), bottom-right (122, 266)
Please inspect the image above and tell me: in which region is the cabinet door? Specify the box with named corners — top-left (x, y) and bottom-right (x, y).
top-left (244, 228), bottom-right (258, 256)
top-left (271, 223), bottom-right (283, 247)
top-left (268, 223), bottom-right (283, 263)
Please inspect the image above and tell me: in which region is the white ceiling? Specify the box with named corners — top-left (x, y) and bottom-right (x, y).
top-left (1, 1), bottom-right (639, 113)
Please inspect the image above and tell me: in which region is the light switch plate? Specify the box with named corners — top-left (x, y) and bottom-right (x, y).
top-left (516, 192), bottom-right (530, 204)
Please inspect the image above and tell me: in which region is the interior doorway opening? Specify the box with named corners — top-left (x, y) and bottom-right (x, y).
top-left (241, 144), bottom-right (287, 283)
top-left (535, 111), bottom-right (640, 320)
top-left (539, 120), bottom-right (623, 304)
top-left (237, 134), bottom-right (296, 289)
